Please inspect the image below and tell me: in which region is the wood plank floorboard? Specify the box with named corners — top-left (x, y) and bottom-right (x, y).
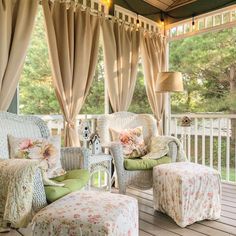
top-left (5, 183), bottom-right (236, 236)
top-left (139, 229), bottom-right (154, 236)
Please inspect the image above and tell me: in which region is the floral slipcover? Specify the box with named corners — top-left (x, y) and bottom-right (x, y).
top-left (153, 162), bottom-right (221, 227)
top-left (32, 191), bottom-right (139, 236)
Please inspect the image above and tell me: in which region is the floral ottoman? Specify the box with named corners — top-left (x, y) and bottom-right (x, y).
top-left (32, 191), bottom-right (138, 236)
top-left (153, 162), bottom-right (221, 227)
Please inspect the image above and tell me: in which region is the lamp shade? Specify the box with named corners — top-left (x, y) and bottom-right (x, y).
top-left (155, 72), bottom-right (184, 92)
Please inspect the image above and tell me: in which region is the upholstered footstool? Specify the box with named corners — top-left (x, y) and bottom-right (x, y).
top-left (153, 162), bottom-right (221, 227)
top-left (32, 191), bottom-right (138, 236)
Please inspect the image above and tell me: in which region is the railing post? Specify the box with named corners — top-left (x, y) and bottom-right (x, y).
top-left (226, 119), bottom-right (231, 181)
top-left (202, 118), bottom-right (206, 166)
top-left (218, 119), bottom-right (222, 174)
top-left (210, 119), bottom-right (214, 168)
top-left (194, 118), bottom-right (198, 164)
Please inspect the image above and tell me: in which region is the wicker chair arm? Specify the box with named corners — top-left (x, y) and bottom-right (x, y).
top-left (151, 136), bottom-right (178, 162)
top-left (110, 142), bottom-right (124, 170)
top-left (110, 142), bottom-right (126, 186)
top-left (32, 169), bottom-right (48, 212)
top-left (60, 147), bottom-right (89, 171)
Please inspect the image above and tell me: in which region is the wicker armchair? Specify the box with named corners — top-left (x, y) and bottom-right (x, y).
top-left (0, 112), bottom-right (89, 209)
top-left (97, 112), bottom-right (177, 194)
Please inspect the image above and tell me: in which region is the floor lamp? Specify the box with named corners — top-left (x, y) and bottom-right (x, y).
top-left (155, 72), bottom-right (184, 135)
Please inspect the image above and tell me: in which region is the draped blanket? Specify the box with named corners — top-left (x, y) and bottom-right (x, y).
top-left (0, 159), bottom-right (40, 228)
top-left (142, 136), bottom-right (187, 162)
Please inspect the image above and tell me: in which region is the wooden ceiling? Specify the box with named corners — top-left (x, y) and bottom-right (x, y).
top-left (143, 0), bottom-right (197, 12)
top-left (113, 0), bottom-right (236, 24)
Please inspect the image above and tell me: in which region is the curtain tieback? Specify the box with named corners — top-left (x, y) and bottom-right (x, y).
top-left (65, 120), bottom-right (76, 129)
top-left (156, 119), bottom-right (162, 125)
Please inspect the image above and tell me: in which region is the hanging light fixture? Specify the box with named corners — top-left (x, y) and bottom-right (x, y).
top-left (101, 0), bottom-right (111, 8)
top-left (155, 72), bottom-right (184, 92)
top-left (160, 11), bottom-right (165, 26)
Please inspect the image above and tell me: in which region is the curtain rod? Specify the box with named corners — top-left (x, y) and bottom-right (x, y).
top-left (39, 0), bottom-right (165, 37)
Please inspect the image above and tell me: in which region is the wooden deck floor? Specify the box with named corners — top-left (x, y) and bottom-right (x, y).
top-left (130, 183), bottom-right (236, 236)
top-left (2, 183), bottom-right (236, 236)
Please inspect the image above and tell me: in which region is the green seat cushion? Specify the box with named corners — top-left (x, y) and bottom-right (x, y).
top-left (44, 169), bottom-right (89, 203)
top-left (124, 156), bottom-right (172, 170)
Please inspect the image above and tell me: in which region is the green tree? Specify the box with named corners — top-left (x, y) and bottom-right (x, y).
top-left (129, 63), bottom-right (152, 114)
top-left (170, 27), bottom-right (236, 114)
top-left (80, 46), bottom-right (105, 114)
top-left (19, 8), bottom-right (60, 115)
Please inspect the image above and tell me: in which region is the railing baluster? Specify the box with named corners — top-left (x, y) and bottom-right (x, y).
top-left (174, 118), bottom-right (178, 138)
top-left (187, 126), bottom-right (191, 162)
top-left (218, 119), bottom-right (222, 174)
top-left (226, 119), bottom-right (230, 181)
top-left (235, 134), bottom-right (236, 182)
top-left (181, 126), bottom-right (184, 147)
top-left (202, 118), bottom-right (206, 166)
top-left (91, 118), bottom-right (96, 133)
top-left (210, 119), bottom-right (214, 168)
top-left (181, 126), bottom-right (187, 154)
top-left (194, 118), bottom-right (198, 164)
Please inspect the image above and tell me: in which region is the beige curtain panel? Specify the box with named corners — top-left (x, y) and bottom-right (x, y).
top-left (0, 0), bottom-right (38, 111)
top-left (102, 20), bottom-right (140, 112)
top-left (141, 32), bottom-right (167, 135)
top-left (42, 0), bottom-right (100, 147)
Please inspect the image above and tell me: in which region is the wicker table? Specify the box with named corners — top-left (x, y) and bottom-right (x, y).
top-left (87, 153), bottom-right (112, 191)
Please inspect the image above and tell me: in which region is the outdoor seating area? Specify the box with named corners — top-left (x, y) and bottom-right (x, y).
top-left (2, 184), bottom-right (236, 235)
top-left (1, 0), bottom-right (236, 236)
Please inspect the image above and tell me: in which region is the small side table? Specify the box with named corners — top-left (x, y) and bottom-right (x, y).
top-left (87, 153), bottom-right (112, 192)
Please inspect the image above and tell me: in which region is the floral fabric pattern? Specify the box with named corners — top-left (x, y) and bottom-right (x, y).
top-left (8, 135), bottom-right (66, 178)
top-left (32, 191), bottom-right (139, 236)
top-left (110, 126), bottom-right (147, 158)
top-left (153, 162), bottom-right (221, 228)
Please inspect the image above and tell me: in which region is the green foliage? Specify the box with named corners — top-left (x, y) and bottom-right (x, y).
top-left (129, 63), bottom-right (152, 114)
top-left (19, 8), bottom-right (59, 115)
top-left (170, 27), bottom-right (236, 113)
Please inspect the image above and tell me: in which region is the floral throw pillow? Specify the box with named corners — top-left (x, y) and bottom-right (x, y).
top-left (8, 135), bottom-right (66, 179)
top-left (110, 126), bottom-right (147, 159)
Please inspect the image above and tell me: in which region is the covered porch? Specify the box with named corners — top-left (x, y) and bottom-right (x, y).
top-left (1, 0), bottom-right (236, 236)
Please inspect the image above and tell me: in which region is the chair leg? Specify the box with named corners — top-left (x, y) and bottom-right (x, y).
top-left (118, 179), bottom-right (127, 194)
top-left (117, 176), bottom-right (126, 195)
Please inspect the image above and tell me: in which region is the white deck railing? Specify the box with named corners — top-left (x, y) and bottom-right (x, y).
top-left (36, 113), bottom-right (236, 184)
top-left (170, 113), bottom-right (236, 184)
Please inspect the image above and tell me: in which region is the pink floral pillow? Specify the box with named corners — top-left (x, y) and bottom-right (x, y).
top-left (110, 126), bottom-right (147, 159)
top-left (8, 135), bottom-right (66, 178)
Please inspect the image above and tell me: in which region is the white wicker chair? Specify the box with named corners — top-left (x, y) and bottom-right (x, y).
top-left (0, 112), bottom-right (89, 210)
top-left (97, 112), bottom-right (178, 194)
